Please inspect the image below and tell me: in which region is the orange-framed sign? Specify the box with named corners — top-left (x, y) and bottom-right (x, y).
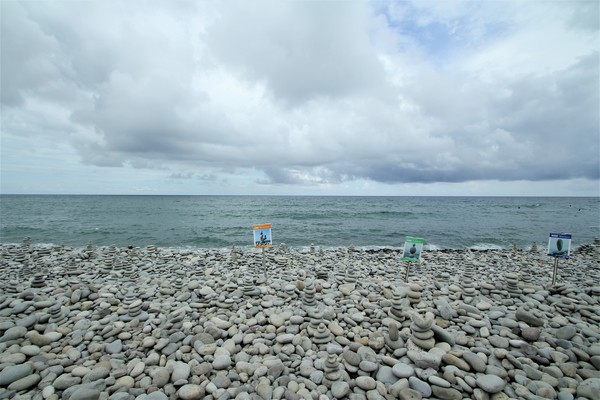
top-left (252, 223), bottom-right (273, 248)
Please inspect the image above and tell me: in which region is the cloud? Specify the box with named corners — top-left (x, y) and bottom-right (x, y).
top-left (1, 0), bottom-right (598, 195)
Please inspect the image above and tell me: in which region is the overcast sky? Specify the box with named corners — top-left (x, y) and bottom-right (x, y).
top-left (1, 0), bottom-right (598, 196)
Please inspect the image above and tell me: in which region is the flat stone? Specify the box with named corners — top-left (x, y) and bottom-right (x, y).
top-left (7, 373), bottom-right (40, 391)
top-left (115, 376), bottom-right (135, 389)
top-left (488, 335), bottom-right (509, 349)
top-left (68, 382), bottom-right (105, 400)
top-left (522, 327), bottom-right (541, 341)
top-left (172, 361), bottom-right (191, 382)
top-left (398, 388), bottom-right (423, 400)
top-left (331, 381), bottom-right (350, 399)
top-left (515, 308), bottom-right (544, 327)
top-left (105, 339), bottom-right (123, 354)
top-left (356, 376), bottom-right (377, 390)
top-left (178, 384), bottom-right (205, 399)
top-left (463, 352), bottom-right (486, 373)
top-left (428, 375), bottom-right (451, 388)
top-left (1, 326), bottom-right (27, 342)
top-left (152, 367), bottom-right (170, 388)
top-left (212, 355), bottom-right (232, 370)
top-left (431, 385), bottom-right (463, 400)
top-left (393, 362), bottom-right (415, 378)
top-left (376, 365), bottom-right (398, 385)
top-left (431, 324), bottom-right (455, 346)
top-left (409, 376), bottom-right (432, 397)
top-left (53, 373), bottom-right (81, 390)
top-left (407, 350), bottom-right (441, 369)
top-left (555, 326), bottom-right (577, 340)
top-left (442, 353), bottom-right (470, 371)
top-left (343, 349), bottom-right (360, 366)
top-left (476, 374), bottom-right (506, 393)
top-left (0, 363), bottom-right (33, 386)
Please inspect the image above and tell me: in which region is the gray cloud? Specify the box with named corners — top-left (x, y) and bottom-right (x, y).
top-left (1, 0), bottom-right (598, 193)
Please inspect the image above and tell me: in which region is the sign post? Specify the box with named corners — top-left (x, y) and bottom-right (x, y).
top-left (253, 224), bottom-right (273, 277)
top-left (402, 237), bottom-right (425, 282)
top-left (547, 233), bottom-right (571, 286)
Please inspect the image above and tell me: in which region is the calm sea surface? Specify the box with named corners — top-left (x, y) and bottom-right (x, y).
top-left (0, 196), bottom-right (598, 250)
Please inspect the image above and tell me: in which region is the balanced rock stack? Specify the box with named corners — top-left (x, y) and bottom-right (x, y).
top-left (29, 273), bottom-right (45, 288)
top-left (409, 311), bottom-right (436, 350)
top-left (384, 320), bottom-right (405, 353)
top-left (406, 283), bottom-right (423, 308)
top-left (302, 278), bottom-right (317, 309)
top-left (388, 290), bottom-right (409, 325)
top-left (462, 258), bottom-right (478, 303)
top-left (322, 346), bottom-right (342, 389)
top-left (505, 272), bottom-right (521, 298)
top-left (241, 274), bottom-right (260, 297)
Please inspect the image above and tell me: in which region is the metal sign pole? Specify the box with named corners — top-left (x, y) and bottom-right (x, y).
top-left (262, 247), bottom-right (266, 277)
top-left (551, 257), bottom-right (559, 286)
top-left (404, 262), bottom-right (410, 283)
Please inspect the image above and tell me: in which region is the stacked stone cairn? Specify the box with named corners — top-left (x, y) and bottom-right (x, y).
top-left (30, 273), bottom-right (45, 288)
top-left (407, 283), bottom-right (423, 308)
top-left (241, 274), bottom-right (260, 297)
top-left (409, 311), bottom-right (436, 350)
top-left (388, 289), bottom-right (409, 326)
top-left (302, 278), bottom-right (317, 309)
top-left (462, 258), bottom-right (478, 303)
top-left (505, 272), bottom-right (521, 298)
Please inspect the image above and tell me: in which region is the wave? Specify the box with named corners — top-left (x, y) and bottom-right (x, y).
top-left (468, 243), bottom-right (505, 251)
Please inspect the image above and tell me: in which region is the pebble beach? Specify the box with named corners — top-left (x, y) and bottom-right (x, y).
top-left (1, 240), bottom-right (599, 400)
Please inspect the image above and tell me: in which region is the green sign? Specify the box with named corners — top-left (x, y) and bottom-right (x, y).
top-left (402, 236), bottom-right (424, 262)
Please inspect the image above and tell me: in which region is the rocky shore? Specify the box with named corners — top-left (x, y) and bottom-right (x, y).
top-left (1, 240), bottom-right (599, 400)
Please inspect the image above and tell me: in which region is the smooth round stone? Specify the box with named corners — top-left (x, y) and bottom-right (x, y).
top-left (331, 381), bottom-right (350, 399)
top-left (522, 327), bottom-right (541, 341)
top-left (577, 378), bottom-right (600, 399)
top-left (178, 384), bottom-right (205, 399)
top-left (16, 314), bottom-right (37, 328)
top-left (463, 352), bottom-right (486, 373)
top-left (276, 334), bottom-right (294, 344)
top-left (20, 344), bottom-right (41, 356)
top-left (105, 339), bottom-right (123, 354)
top-left (7, 374), bottom-right (41, 391)
top-left (397, 388), bottom-right (423, 400)
top-left (555, 326), bottom-right (577, 340)
top-left (71, 366), bottom-right (91, 377)
top-left (431, 385), bottom-right (462, 400)
top-left (212, 355), bottom-right (232, 370)
top-left (356, 376), bottom-right (377, 391)
top-left (409, 376), bottom-right (432, 397)
top-left (0, 363), bottom-right (33, 386)
top-left (343, 350), bottom-right (360, 366)
top-left (359, 360), bottom-right (378, 373)
top-left (376, 365), bottom-right (398, 385)
top-left (172, 362), bottom-right (191, 381)
top-left (115, 376), bottom-right (135, 389)
top-left (1, 326), bottom-right (27, 342)
top-left (428, 375), bottom-right (451, 388)
top-left (476, 374), bottom-right (506, 393)
top-left (0, 352), bottom-right (26, 364)
top-left (53, 374), bottom-right (81, 390)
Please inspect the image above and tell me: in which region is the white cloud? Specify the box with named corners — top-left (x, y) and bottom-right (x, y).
top-left (1, 0), bottom-right (598, 195)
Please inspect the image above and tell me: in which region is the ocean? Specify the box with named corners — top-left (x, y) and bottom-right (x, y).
top-left (0, 195), bottom-right (598, 251)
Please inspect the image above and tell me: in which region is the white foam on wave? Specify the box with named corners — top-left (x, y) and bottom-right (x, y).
top-left (468, 243), bottom-right (504, 251)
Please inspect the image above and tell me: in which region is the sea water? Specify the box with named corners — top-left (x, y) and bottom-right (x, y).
top-left (0, 195), bottom-right (598, 250)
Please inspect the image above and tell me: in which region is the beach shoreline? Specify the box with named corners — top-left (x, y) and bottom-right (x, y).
top-left (0, 241), bottom-right (599, 399)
